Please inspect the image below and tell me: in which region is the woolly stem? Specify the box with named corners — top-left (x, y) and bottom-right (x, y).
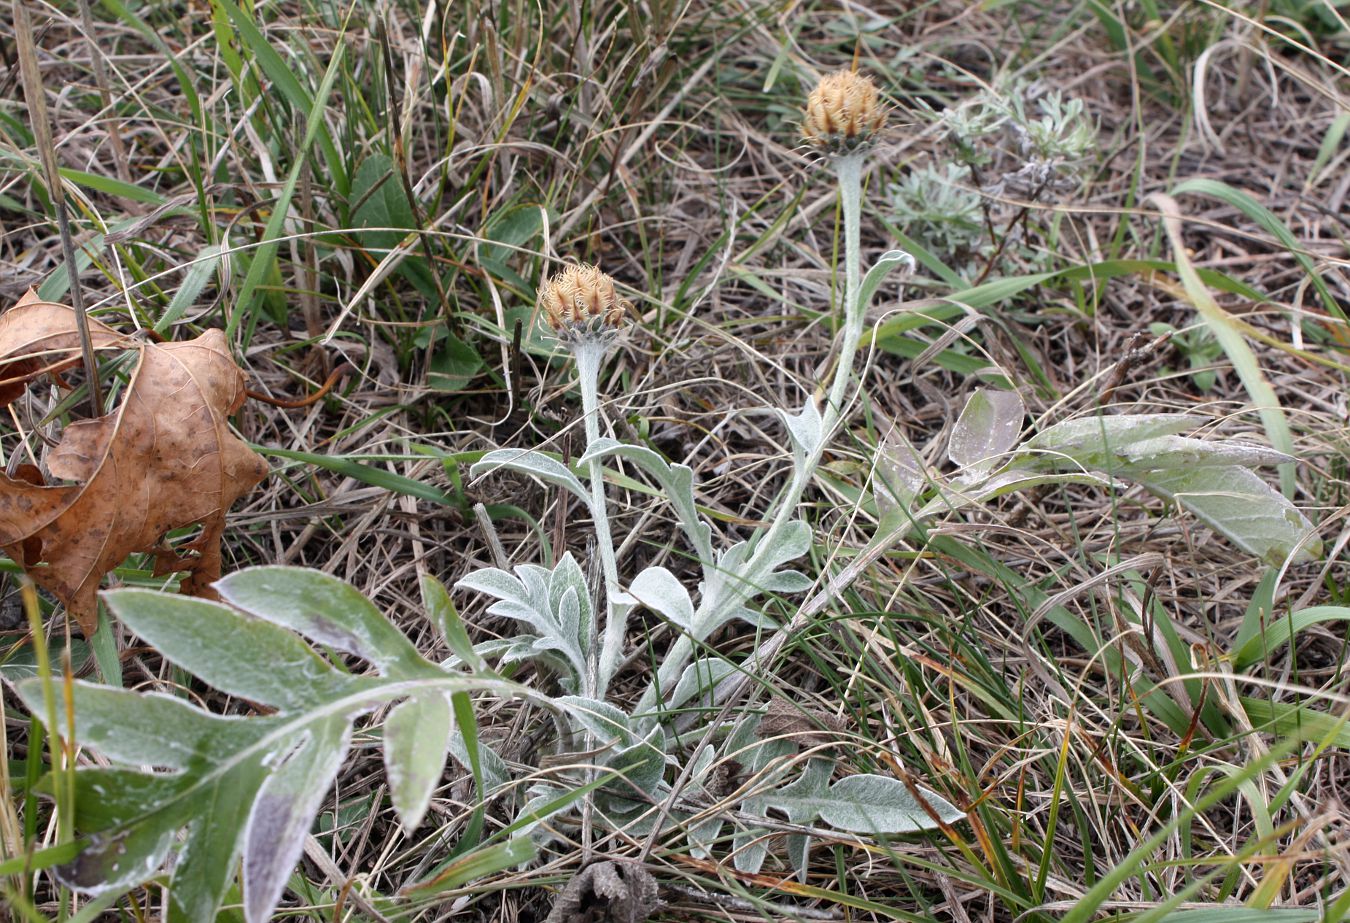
top-left (573, 338), bottom-right (623, 697)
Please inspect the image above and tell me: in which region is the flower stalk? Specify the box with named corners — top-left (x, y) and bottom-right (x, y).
top-left (639, 73), bottom-right (883, 713)
top-left (539, 264), bottom-right (631, 698)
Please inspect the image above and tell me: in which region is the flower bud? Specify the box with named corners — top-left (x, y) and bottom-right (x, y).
top-left (538, 264), bottom-right (631, 345)
top-left (803, 70), bottom-right (886, 155)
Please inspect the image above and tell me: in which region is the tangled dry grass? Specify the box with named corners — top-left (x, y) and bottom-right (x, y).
top-left (2, 0), bottom-right (1349, 920)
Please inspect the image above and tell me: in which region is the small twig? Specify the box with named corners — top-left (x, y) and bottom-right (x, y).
top-left (245, 363), bottom-right (351, 409)
top-left (970, 176), bottom-right (1053, 288)
top-left (1098, 329), bottom-right (1170, 406)
top-left (14, 0), bottom-right (103, 419)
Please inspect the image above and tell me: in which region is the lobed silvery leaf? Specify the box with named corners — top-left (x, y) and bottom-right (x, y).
top-left (384, 692), bottom-right (454, 832)
top-left (16, 571), bottom-right (515, 923)
top-left (948, 387), bottom-right (1025, 477)
top-left (456, 555), bottom-right (593, 690)
top-left (629, 565), bottom-right (696, 633)
top-left (15, 679), bottom-right (281, 770)
top-left (697, 520), bottom-right (812, 640)
top-left (471, 448), bottom-right (592, 508)
top-left (747, 757), bottom-right (964, 835)
top-left (579, 437), bottom-right (715, 565)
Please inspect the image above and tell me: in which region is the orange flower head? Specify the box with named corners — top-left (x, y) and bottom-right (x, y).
top-left (803, 70), bottom-right (886, 155)
top-left (538, 264), bottom-right (631, 345)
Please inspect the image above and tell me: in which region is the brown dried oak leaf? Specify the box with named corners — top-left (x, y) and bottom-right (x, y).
top-left (0, 290), bottom-right (268, 636)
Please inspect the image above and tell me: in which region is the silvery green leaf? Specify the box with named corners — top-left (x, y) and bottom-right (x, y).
top-left (216, 567), bottom-right (425, 677)
top-left (859, 249), bottom-right (917, 311)
top-left (732, 827), bottom-right (772, 874)
top-left (169, 759), bottom-right (268, 922)
top-left (630, 566), bottom-right (696, 633)
top-left (549, 553), bottom-right (593, 650)
top-left (667, 658), bottom-right (738, 713)
top-left (696, 520), bottom-right (812, 641)
top-left (727, 605), bottom-right (778, 630)
top-left (755, 518), bottom-right (812, 568)
top-left (471, 448), bottom-right (592, 507)
top-left (456, 562), bottom-right (588, 687)
top-left (948, 388), bottom-right (1025, 476)
top-left (730, 724), bottom-right (794, 874)
top-left (15, 680), bottom-right (279, 770)
top-left (816, 774), bottom-right (964, 832)
top-left (788, 832), bottom-right (812, 881)
top-left (751, 761), bottom-right (964, 835)
top-left (875, 431), bottom-right (928, 516)
top-left (103, 590), bottom-right (359, 711)
top-left (516, 785), bottom-right (573, 847)
top-left (14, 567), bottom-right (509, 922)
top-left (780, 398), bottom-right (824, 478)
top-left (1117, 435), bottom-right (1293, 469)
top-left (610, 723), bottom-right (668, 795)
top-left (553, 696), bottom-right (636, 747)
top-left (53, 810), bottom-right (181, 897)
top-left (243, 716), bottom-right (352, 923)
top-left (557, 587), bottom-right (584, 663)
top-left (384, 693), bottom-right (453, 832)
top-left (455, 567), bottom-right (531, 607)
top-left (1126, 464), bottom-right (1321, 565)
top-left (1023, 413), bottom-right (1202, 466)
top-left (579, 437), bottom-right (715, 564)
top-left (756, 569), bottom-right (813, 594)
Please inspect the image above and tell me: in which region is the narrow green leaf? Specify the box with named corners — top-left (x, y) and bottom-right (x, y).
top-left (225, 35), bottom-right (346, 335)
top-left (1234, 606), bottom-right (1350, 670)
top-left (1154, 193), bottom-right (1296, 494)
top-left (1173, 177), bottom-right (1341, 319)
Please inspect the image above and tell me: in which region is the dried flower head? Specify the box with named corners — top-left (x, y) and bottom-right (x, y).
top-left (538, 264), bottom-right (632, 346)
top-left (803, 70), bottom-right (886, 155)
